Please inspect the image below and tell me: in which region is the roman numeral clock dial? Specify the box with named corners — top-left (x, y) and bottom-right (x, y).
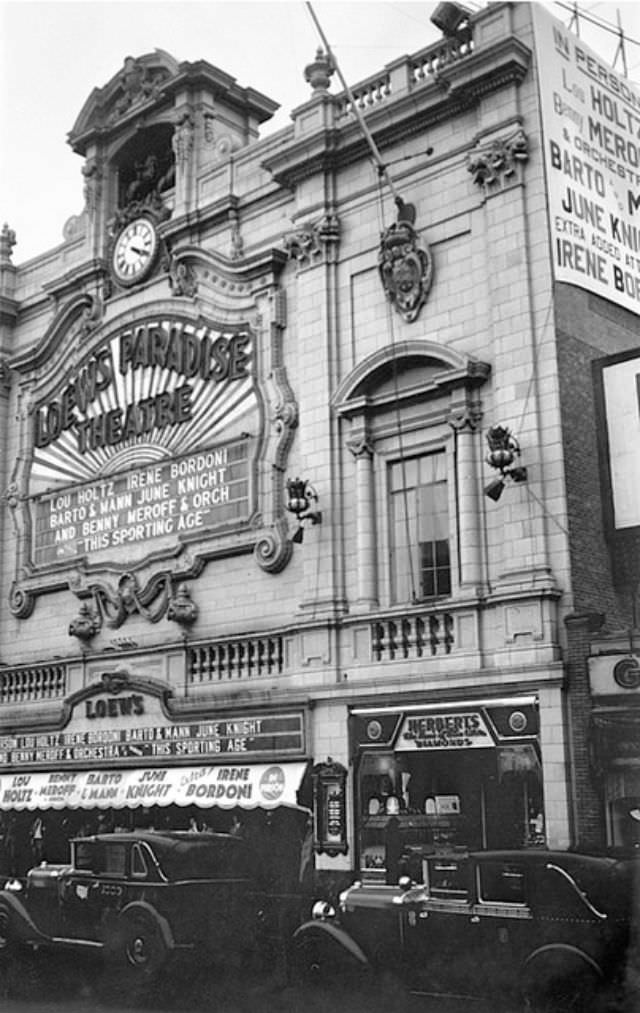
top-left (112, 217), bottom-right (158, 286)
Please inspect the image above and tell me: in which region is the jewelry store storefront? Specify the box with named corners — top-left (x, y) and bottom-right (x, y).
top-left (352, 696), bottom-right (545, 880)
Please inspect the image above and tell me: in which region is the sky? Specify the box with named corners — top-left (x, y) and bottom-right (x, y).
top-left (1, 0), bottom-right (639, 264)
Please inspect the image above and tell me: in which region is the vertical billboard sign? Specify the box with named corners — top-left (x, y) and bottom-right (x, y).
top-left (532, 5), bottom-right (640, 315)
top-left (601, 352), bottom-right (640, 530)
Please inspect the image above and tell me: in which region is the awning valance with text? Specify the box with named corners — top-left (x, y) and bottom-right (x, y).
top-left (0, 762), bottom-right (309, 812)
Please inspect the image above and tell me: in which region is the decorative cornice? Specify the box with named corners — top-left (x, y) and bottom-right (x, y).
top-left (334, 339), bottom-right (490, 416)
top-left (9, 291), bottom-right (104, 375)
top-left (263, 35), bottom-right (531, 191)
top-left (69, 53), bottom-right (279, 156)
top-left (167, 244), bottom-right (288, 303)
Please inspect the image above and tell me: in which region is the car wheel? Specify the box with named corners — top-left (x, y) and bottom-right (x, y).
top-left (0, 904), bottom-right (12, 956)
top-left (291, 933), bottom-right (370, 993)
top-left (120, 911), bottom-right (168, 979)
top-left (523, 957), bottom-right (602, 1013)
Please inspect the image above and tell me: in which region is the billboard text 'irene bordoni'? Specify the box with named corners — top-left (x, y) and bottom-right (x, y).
top-left (533, 6), bottom-right (640, 316)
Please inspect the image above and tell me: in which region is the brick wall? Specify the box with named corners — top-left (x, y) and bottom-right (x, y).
top-left (564, 613), bottom-right (606, 850)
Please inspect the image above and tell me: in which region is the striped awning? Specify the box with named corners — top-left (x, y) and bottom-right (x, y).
top-left (0, 762), bottom-right (309, 812)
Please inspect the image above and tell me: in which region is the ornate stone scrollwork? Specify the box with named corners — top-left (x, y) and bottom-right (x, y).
top-left (467, 128), bottom-right (529, 190)
top-left (169, 258), bottom-right (198, 298)
top-left (166, 582), bottom-right (199, 626)
top-left (69, 601), bottom-right (100, 642)
top-left (9, 583), bottom-right (35, 619)
top-left (74, 571), bottom-right (172, 629)
top-left (283, 214), bottom-right (340, 267)
top-left (284, 225), bottom-right (321, 264)
top-left (447, 403), bottom-right (483, 433)
top-left (5, 482), bottom-right (21, 510)
top-left (254, 520), bottom-right (293, 574)
top-left (109, 56), bottom-right (171, 123)
top-left (79, 293), bottom-right (103, 336)
top-left (378, 218), bottom-right (434, 323)
top-left (273, 397), bottom-right (299, 437)
top-left (62, 213), bottom-right (87, 242)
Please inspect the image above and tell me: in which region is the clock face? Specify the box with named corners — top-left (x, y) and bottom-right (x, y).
top-left (112, 218), bottom-right (158, 285)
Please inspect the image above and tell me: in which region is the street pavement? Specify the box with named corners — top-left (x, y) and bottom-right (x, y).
top-left (0, 950), bottom-right (521, 1013)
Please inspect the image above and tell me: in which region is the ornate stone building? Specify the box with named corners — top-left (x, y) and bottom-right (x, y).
top-left (0, 2), bottom-right (638, 888)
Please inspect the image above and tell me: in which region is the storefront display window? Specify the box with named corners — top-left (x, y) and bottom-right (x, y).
top-left (352, 700), bottom-right (544, 880)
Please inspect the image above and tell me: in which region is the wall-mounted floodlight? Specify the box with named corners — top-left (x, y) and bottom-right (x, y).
top-left (484, 425), bottom-right (528, 502)
top-left (285, 477), bottom-right (322, 543)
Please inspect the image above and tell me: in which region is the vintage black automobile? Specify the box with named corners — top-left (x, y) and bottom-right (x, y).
top-left (293, 849), bottom-right (639, 1011)
top-left (0, 830), bottom-right (293, 982)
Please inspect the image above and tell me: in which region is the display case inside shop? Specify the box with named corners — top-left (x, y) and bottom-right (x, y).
top-left (356, 740), bottom-right (544, 879)
top-left (357, 752), bottom-right (470, 878)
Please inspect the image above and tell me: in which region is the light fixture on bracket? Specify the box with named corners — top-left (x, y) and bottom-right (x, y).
top-left (430, 1), bottom-right (472, 38)
top-left (285, 477), bottom-right (322, 543)
top-left (484, 425), bottom-right (528, 502)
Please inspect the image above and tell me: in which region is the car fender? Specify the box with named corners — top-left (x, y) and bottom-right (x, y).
top-left (118, 900), bottom-right (175, 953)
top-left (0, 891), bottom-right (49, 945)
top-left (293, 919), bottom-right (370, 967)
top-left (523, 943), bottom-right (604, 979)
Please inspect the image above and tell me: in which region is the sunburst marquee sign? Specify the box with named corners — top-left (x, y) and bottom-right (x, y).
top-left (26, 314), bottom-right (260, 569)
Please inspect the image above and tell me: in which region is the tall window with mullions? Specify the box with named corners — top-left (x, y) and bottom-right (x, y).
top-left (389, 451), bottom-right (450, 602)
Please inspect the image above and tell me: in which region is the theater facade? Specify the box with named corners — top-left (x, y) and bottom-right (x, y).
top-left (1, 2), bottom-right (639, 889)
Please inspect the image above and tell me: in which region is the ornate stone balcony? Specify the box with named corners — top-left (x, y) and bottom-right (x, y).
top-left (334, 32), bottom-right (475, 122)
top-left (371, 610), bottom-right (455, 662)
top-left (0, 664), bottom-right (66, 704)
top-left (187, 635), bottom-right (285, 685)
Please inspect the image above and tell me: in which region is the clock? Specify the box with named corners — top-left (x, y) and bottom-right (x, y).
top-left (112, 217), bottom-right (158, 286)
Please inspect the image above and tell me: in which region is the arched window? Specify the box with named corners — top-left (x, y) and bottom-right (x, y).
top-left (334, 342), bottom-right (490, 609)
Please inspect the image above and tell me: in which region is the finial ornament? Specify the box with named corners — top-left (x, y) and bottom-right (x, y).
top-left (304, 47), bottom-right (335, 93)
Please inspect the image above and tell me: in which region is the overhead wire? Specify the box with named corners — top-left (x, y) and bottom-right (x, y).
top-left (305, 1), bottom-right (419, 602)
top-left (304, 2), bottom-right (406, 213)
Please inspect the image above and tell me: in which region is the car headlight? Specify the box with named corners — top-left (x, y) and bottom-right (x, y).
top-left (311, 900), bottom-right (336, 921)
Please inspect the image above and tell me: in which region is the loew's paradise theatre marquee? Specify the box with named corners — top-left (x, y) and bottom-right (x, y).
top-left (0, 678), bottom-right (309, 815)
top-left (28, 313), bottom-right (256, 569)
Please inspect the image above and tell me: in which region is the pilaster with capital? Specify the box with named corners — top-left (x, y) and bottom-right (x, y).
top-left (347, 436), bottom-right (378, 609)
top-left (449, 404), bottom-right (484, 593)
